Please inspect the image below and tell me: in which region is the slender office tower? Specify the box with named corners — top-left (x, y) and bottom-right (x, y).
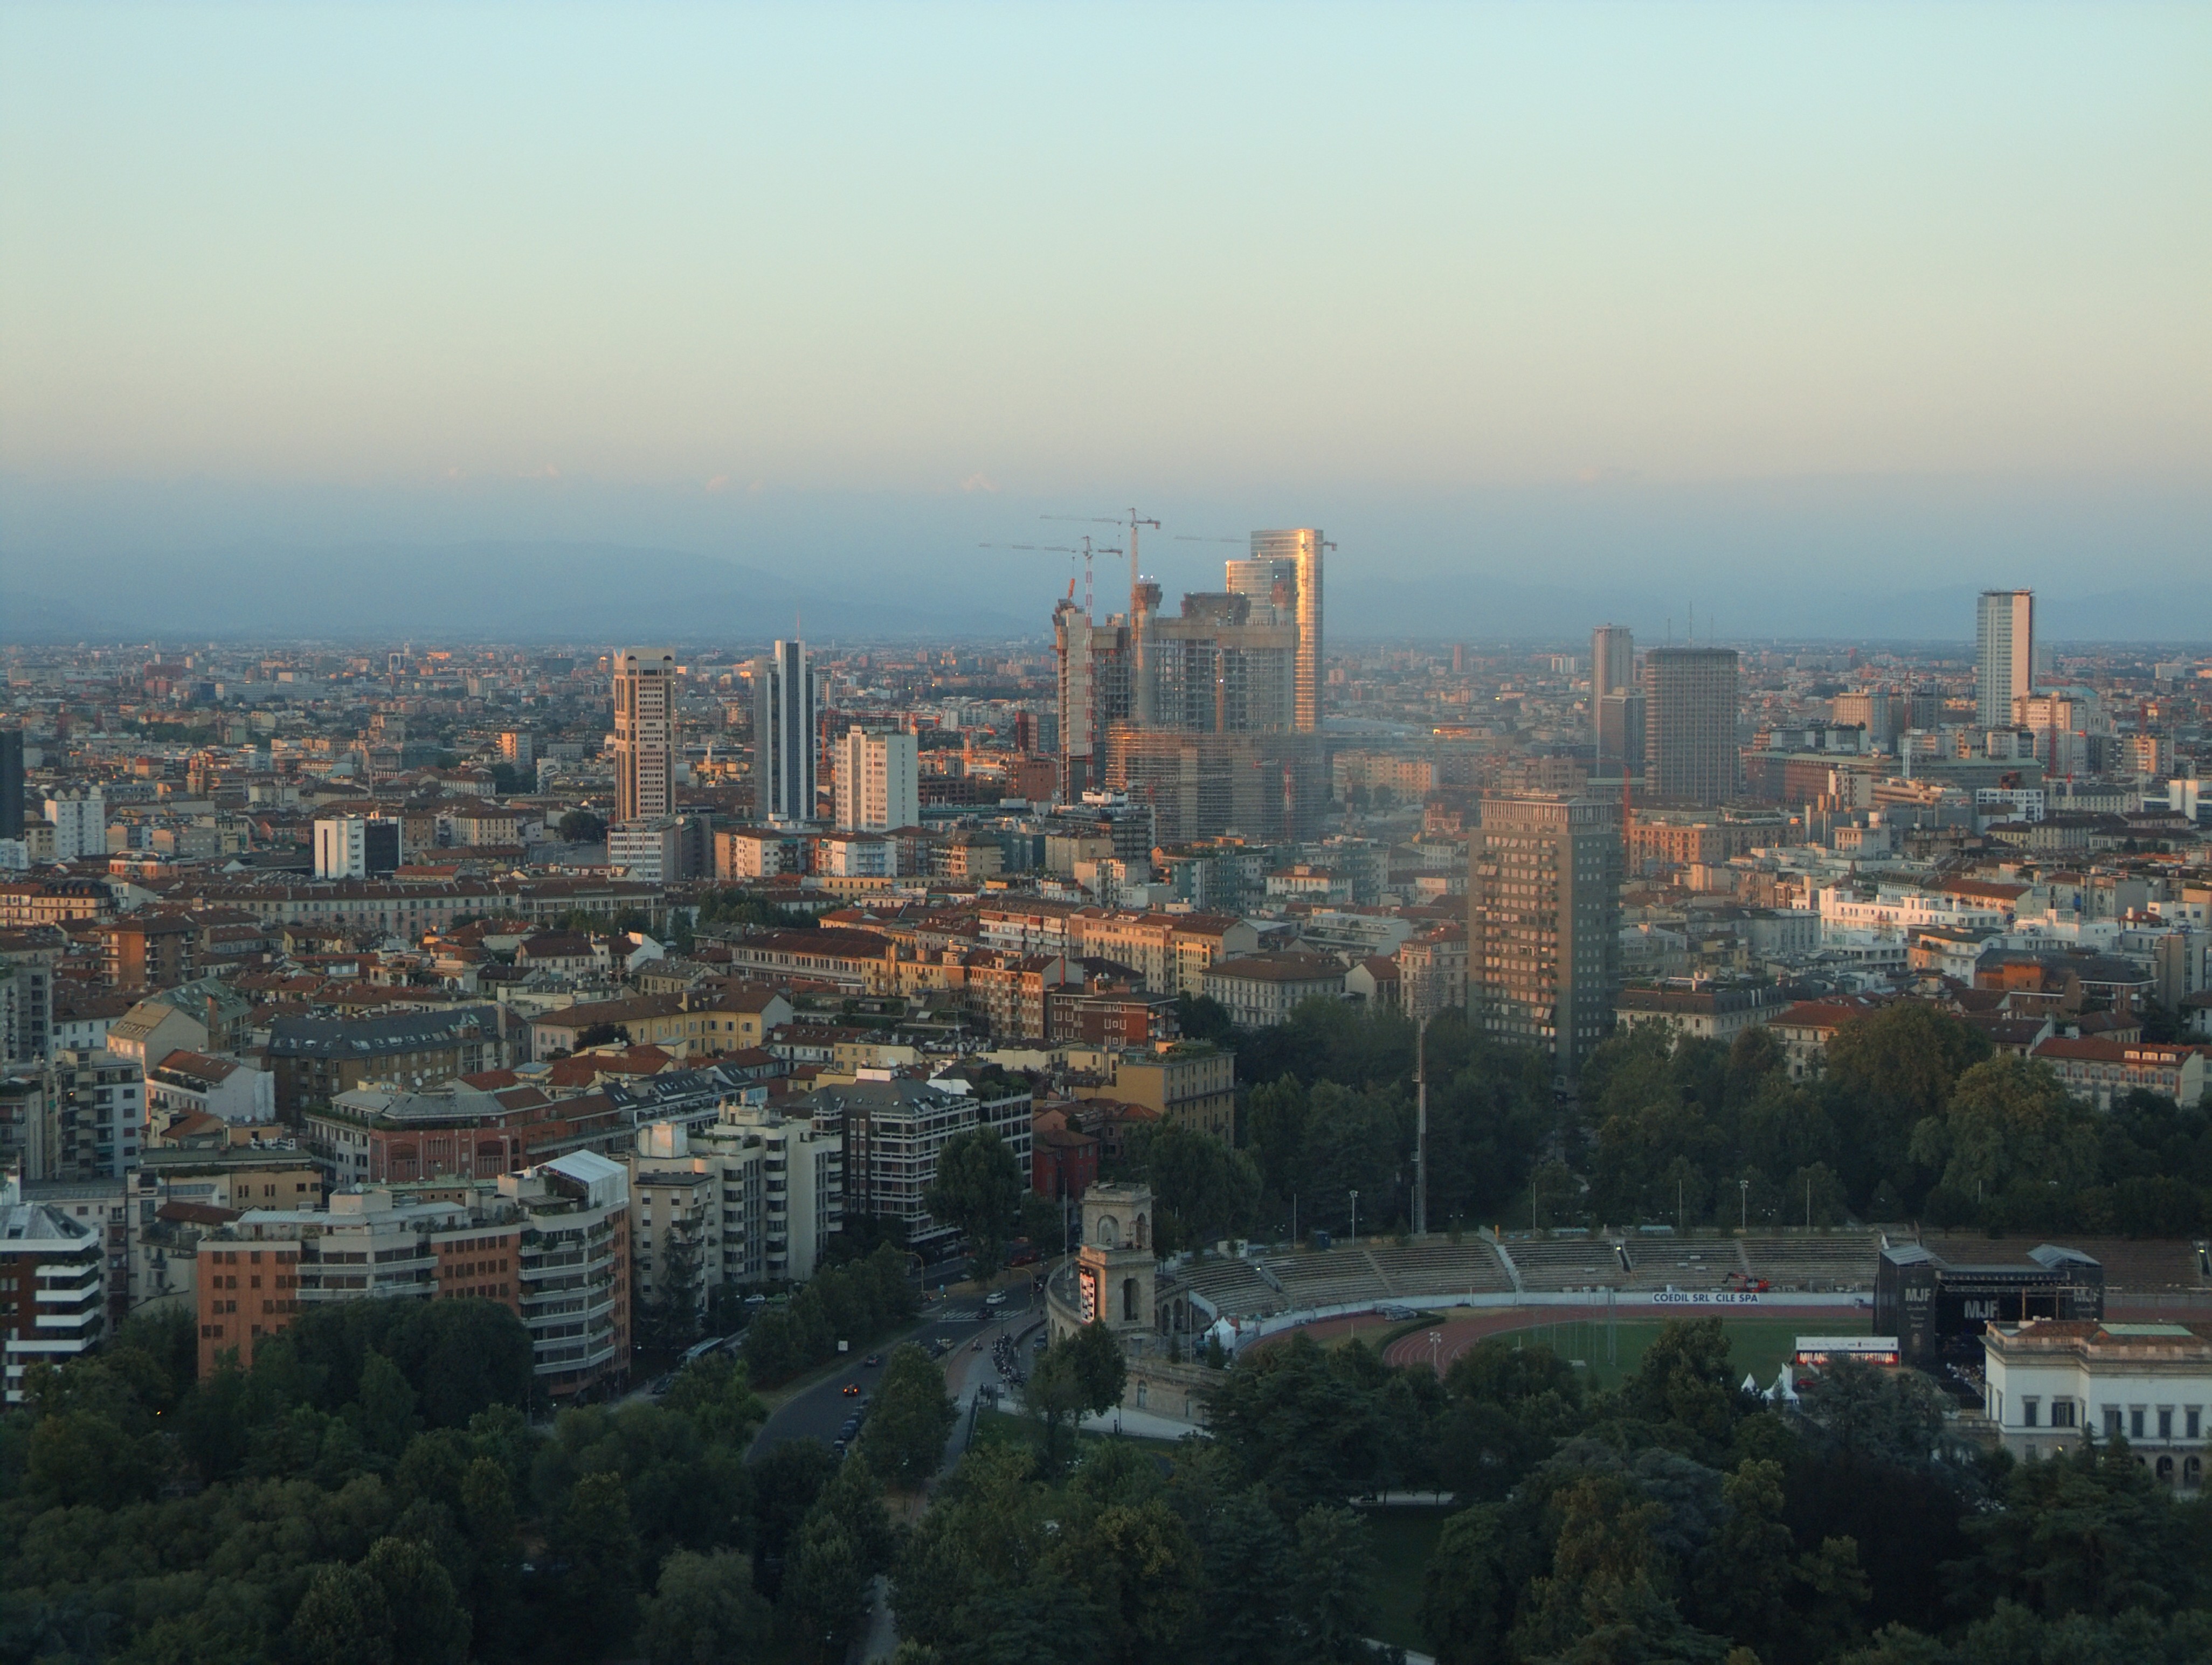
top-left (1976, 589), bottom-right (2035, 730)
top-left (1244, 529), bottom-right (1324, 732)
top-left (1643, 648), bottom-right (1740, 806)
top-left (612, 649), bottom-right (676, 824)
top-left (1591, 625), bottom-right (1635, 697)
top-left (754, 639), bottom-right (818, 823)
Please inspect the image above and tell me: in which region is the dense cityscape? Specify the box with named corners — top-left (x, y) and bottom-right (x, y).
top-left (8, 4), bottom-right (2211, 1662)
top-left (3, 537), bottom-right (2211, 1660)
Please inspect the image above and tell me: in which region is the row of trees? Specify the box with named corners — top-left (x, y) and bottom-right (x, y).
top-left (1, 1298), bottom-right (970, 1664)
top-left (1178, 995), bottom-right (2210, 1239)
top-left (734, 1243), bottom-right (919, 1385)
top-left (1579, 1003), bottom-right (2212, 1233)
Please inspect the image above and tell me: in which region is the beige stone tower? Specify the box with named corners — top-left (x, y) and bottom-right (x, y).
top-left (1076, 1181), bottom-right (1156, 1336)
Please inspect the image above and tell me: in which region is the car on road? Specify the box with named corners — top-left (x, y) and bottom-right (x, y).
top-left (841, 1383), bottom-right (861, 1397)
top-left (861, 1353), bottom-right (881, 1367)
top-left (985, 1288), bottom-right (1008, 1307)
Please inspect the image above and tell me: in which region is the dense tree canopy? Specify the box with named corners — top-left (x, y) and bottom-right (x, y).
top-left (0, 1306), bottom-right (886, 1665)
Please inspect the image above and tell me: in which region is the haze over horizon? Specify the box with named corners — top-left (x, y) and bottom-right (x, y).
top-left (4, 3), bottom-right (2208, 641)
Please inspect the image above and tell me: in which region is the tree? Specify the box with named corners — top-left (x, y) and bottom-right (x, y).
top-left (356, 1349), bottom-right (420, 1458)
top-left (1801, 1356), bottom-right (1947, 1469)
top-left (1421, 1502), bottom-right (1522, 1665)
top-left (775, 1454), bottom-right (897, 1654)
top-left (1909, 1054), bottom-right (2098, 1220)
top-left (639, 1227), bottom-right (705, 1353)
top-left (1201, 1484), bottom-right (1297, 1665)
top-left (553, 1470), bottom-right (642, 1662)
top-left (925, 1127), bottom-right (1025, 1274)
top-left (1173, 990), bottom-right (1236, 1044)
top-left (1134, 1122), bottom-right (1261, 1251)
top-left (364, 1535), bottom-right (472, 1665)
top-left (1617, 1317), bottom-right (1740, 1458)
top-left (1028, 1322), bottom-right (1128, 1469)
top-left (557, 809), bottom-right (607, 844)
top-left (858, 1343), bottom-right (958, 1488)
top-left (640, 1550), bottom-right (775, 1665)
top-left (1821, 1004), bottom-right (1990, 1208)
top-left (1204, 1333), bottom-right (1394, 1514)
top-left (1053, 1499), bottom-right (1203, 1665)
top-left (288, 1562), bottom-right (396, 1665)
top-left (1965, 1436), bottom-right (2200, 1619)
top-left (1289, 1504), bottom-right (1380, 1663)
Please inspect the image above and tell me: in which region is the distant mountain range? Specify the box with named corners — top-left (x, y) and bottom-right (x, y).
top-left (0, 542), bottom-right (1040, 647)
top-left (4, 539), bottom-right (2208, 647)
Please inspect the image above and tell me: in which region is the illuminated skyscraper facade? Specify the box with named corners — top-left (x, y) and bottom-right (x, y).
top-left (1242, 529), bottom-right (1324, 733)
top-left (611, 648), bottom-right (675, 825)
top-left (1976, 589), bottom-right (2035, 730)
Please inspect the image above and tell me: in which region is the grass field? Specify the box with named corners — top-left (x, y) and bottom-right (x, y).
top-left (1494, 1314), bottom-right (1809, 1392)
top-left (1364, 1506), bottom-right (1454, 1653)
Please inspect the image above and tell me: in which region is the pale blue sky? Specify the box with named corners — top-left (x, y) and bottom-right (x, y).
top-left (2, 3), bottom-right (2208, 637)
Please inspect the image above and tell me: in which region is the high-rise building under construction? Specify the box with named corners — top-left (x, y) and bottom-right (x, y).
top-left (1055, 528), bottom-right (1326, 837)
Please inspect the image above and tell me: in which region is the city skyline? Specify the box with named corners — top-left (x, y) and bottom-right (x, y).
top-left (3, 5), bottom-right (2210, 642)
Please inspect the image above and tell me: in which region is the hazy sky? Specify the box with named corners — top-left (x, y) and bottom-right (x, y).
top-left (3, 3), bottom-right (2208, 637)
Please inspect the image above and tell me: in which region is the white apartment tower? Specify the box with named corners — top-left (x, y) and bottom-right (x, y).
top-left (753, 639), bottom-right (818, 824)
top-left (1976, 590), bottom-right (2035, 730)
top-left (612, 649), bottom-right (677, 825)
top-left (43, 788), bottom-right (105, 862)
top-left (834, 727), bottom-right (920, 832)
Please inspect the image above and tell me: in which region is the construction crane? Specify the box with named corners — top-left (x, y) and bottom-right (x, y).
top-left (979, 536), bottom-right (1109, 617)
top-left (1045, 508), bottom-right (1159, 607)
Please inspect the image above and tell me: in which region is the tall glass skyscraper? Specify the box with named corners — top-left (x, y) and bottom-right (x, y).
top-left (1241, 529), bottom-right (1324, 733)
top-left (1976, 589), bottom-right (2035, 729)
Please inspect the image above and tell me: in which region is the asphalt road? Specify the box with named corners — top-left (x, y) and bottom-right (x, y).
top-left (750, 1279), bottom-right (1047, 1458)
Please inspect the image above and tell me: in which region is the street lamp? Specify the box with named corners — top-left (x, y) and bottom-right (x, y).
top-left (1411, 972), bottom-right (1432, 1238)
top-left (1738, 1178), bottom-right (1749, 1231)
top-left (1349, 1189), bottom-right (1359, 1244)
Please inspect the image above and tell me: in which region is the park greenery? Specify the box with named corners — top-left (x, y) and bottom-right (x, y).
top-left (0, 1296), bottom-right (947, 1665)
top-left (1124, 997), bottom-right (2211, 1241)
top-left (901, 1315), bottom-right (2211, 1664)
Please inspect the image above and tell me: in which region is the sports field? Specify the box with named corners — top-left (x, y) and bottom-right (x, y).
top-left (1375, 1307), bottom-right (1842, 1392)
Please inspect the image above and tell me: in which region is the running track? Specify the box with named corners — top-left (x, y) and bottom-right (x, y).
top-left (1246, 1305), bottom-right (1852, 1376)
